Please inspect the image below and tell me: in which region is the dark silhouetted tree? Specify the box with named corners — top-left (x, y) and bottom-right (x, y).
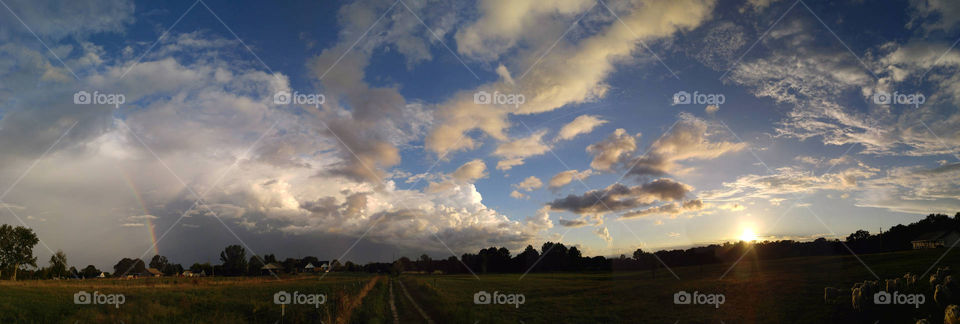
top-left (219, 245), bottom-right (247, 276)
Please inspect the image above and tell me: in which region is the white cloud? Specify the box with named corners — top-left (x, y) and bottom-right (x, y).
top-left (427, 0), bottom-right (717, 154)
top-left (452, 159), bottom-right (489, 182)
top-left (556, 114), bottom-right (608, 141)
top-left (493, 130), bottom-right (551, 170)
top-left (513, 176), bottom-right (543, 191)
top-left (586, 128), bottom-right (638, 171)
top-left (548, 169), bottom-right (594, 189)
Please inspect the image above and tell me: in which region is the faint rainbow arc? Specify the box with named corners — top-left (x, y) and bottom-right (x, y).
top-left (120, 170), bottom-right (160, 256)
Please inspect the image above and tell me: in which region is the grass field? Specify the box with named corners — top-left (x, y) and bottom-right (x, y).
top-left (2, 248), bottom-right (959, 323)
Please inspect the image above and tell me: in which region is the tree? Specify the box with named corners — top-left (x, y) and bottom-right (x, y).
top-left (80, 265), bottom-right (101, 278)
top-left (846, 230), bottom-right (871, 242)
top-left (189, 262), bottom-right (213, 275)
top-left (248, 255), bottom-right (264, 276)
top-left (49, 250), bottom-right (67, 279)
top-left (0, 225), bottom-right (40, 281)
top-left (149, 255), bottom-right (169, 271)
top-left (164, 264), bottom-right (183, 276)
top-left (219, 245), bottom-right (247, 276)
top-left (113, 258), bottom-right (146, 277)
top-left (263, 254), bottom-right (277, 264)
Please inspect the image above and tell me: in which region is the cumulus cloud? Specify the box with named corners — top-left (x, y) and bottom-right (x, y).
top-left (513, 176), bottom-right (543, 191)
top-left (510, 190), bottom-right (527, 199)
top-left (427, 0), bottom-right (717, 154)
top-left (621, 199), bottom-right (704, 218)
top-left (595, 226), bottom-right (612, 242)
top-left (493, 130), bottom-right (551, 170)
top-left (586, 128), bottom-right (638, 171)
top-left (452, 159), bottom-right (489, 182)
top-left (625, 113), bottom-right (745, 177)
top-left (555, 114), bottom-right (608, 141)
top-left (426, 159), bottom-right (489, 193)
top-left (548, 169), bottom-right (594, 189)
top-left (0, 0), bottom-right (564, 268)
top-left (558, 218), bottom-right (589, 227)
top-left (547, 179), bottom-right (693, 215)
top-left (908, 0), bottom-right (960, 33)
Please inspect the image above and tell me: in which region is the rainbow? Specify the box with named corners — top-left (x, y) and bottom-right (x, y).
top-left (120, 169), bottom-right (160, 256)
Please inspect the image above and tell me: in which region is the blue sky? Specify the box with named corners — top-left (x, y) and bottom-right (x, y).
top-left (1, 0), bottom-right (959, 269)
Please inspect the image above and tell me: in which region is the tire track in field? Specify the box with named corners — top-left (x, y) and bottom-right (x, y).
top-left (336, 276), bottom-right (381, 324)
top-left (397, 279), bottom-right (434, 324)
top-left (388, 279), bottom-right (399, 324)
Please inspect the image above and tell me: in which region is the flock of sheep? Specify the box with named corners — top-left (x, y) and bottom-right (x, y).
top-left (824, 266), bottom-right (960, 323)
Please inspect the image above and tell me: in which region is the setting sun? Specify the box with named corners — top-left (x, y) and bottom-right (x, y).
top-left (740, 228), bottom-right (758, 242)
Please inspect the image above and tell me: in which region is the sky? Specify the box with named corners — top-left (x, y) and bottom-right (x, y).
top-left (1, 0), bottom-right (959, 270)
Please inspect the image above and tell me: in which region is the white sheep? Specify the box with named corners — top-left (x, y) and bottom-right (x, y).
top-left (824, 287), bottom-right (839, 304)
top-left (937, 284), bottom-right (953, 307)
top-left (946, 304), bottom-right (960, 324)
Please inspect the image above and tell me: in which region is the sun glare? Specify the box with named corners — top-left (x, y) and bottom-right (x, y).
top-left (740, 228), bottom-right (758, 242)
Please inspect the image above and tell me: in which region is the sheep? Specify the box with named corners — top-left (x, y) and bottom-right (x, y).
top-left (825, 287), bottom-right (839, 304)
top-left (917, 319), bottom-right (930, 324)
top-left (851, 287), bottom-right (864, 311)
top-left (886, 279), bottom-right (897, 292)
top-left (933, 274), bottom-right (943, 287)
top-left (948, 275), bottom-right (957, 290)
top-left (862, 280), bottom-right (878, 298)
top-left (905, 273), bottom-right (918, 291)
top-left (937, 284), bottom-right (954, 307)
top-left (946, 304), bottom-right (960, 324)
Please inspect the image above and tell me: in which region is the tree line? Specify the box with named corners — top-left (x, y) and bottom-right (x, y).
top-left (0, 212), bottom-right (958, 279)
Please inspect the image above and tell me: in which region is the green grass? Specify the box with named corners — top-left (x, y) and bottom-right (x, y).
top-left (396, 248), bottom-right (960, 323)
top-left (0, 273), bottom-right (379, 323)
top-left (3, 249), bottom-right (960, 323)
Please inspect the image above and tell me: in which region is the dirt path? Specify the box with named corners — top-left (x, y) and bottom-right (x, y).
top-left (335, 276), bottom-right (381, 324)
top-left (397, 279), bottom-right (434, 324)
top-left (388, 279), bottom-right (400, 324)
